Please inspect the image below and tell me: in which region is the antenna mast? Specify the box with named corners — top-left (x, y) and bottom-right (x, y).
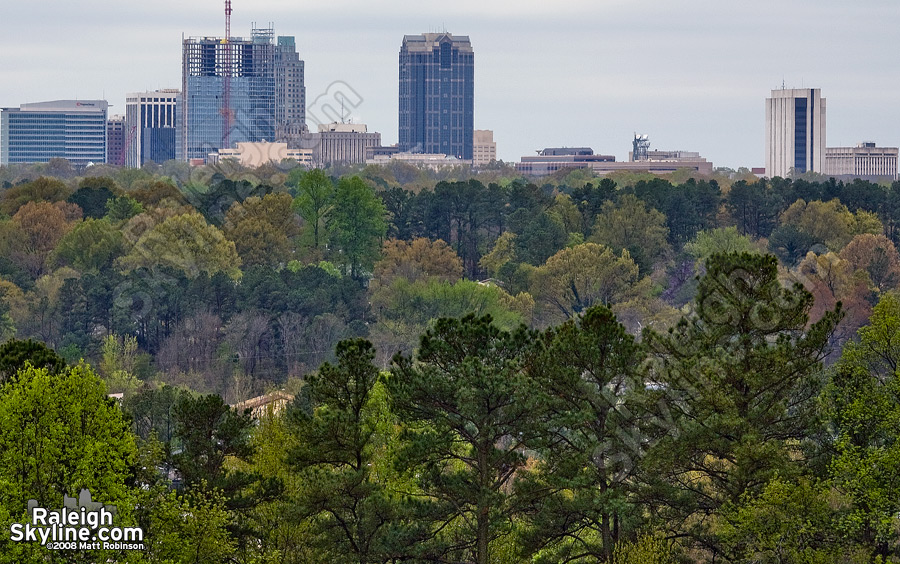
top-left (222, 0), bottom-right (233, 150)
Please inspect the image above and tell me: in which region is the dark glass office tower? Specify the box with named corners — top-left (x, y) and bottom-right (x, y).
top-left (399, 33), bottom-right (474, 160)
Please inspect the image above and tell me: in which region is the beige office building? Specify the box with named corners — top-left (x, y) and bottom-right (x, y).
top-left (473, 130), bottom-right (497, 166)
top-left (300, 123), bottom-right (381, 166)
top-left (765, 88), bottom-right (826, 178)
top-left (210, 142), bottom-right (312, 167)
top-left (825, 142), bottom-right (898, 181)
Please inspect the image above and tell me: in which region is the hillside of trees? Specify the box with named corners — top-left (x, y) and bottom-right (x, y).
top-left (2, 158), bottom-right (900, 561)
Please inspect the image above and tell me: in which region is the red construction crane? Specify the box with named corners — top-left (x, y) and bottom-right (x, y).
top-left (221, 0), bottom-right (233, 150)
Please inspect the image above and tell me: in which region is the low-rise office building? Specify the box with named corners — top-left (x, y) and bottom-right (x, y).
top-left (209, 141), bottom-right (312, 167)
top-left (825, 142), bottom-right (898, 181)
top-left (300, 122), bottom-right (381, 166)
top-left (1, 100), bottom-right (108, 166)
top-left (516, 146), bottom-right (712, 177)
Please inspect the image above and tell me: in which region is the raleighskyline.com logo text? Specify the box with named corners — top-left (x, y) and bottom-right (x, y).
top-left (9, 489), bottom-right (144, 551)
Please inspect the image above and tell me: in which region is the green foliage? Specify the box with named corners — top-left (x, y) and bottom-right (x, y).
top-left (0, 337), bottom-right (66, 383)
top-left (0, 176), bottom-right (72, 216)
top-left (479, 231), bottom-right (517, 278)
top-left (611, 535), bottom-right (677, 564)
top-left (519, 306), bottom-right (649, 561)
top-left (768, 224), bottom-right (819, 266)
top-left (172, 393), bottom-right (255, 490)
top-left (509, 210), bottom-right (568, 266)
top-left (330, 176), bottom-right (387, 279)
top-left (718, 476), bottom-right (855, 564)
top-left (629, 177), bottom-right (721, 246)
top-left (68, 179), bottom-right (122, 219)
top-left (117, 211), bottom-right (242, 280)
top-left (372, 277), bottom-right (524, 331)
top-left (643, 252), bottom-right (842, 554)
top-left (99, 334), bottom-right (141, 395)
top-left (591, 193), bottom-right (670, 274)
top-left (388, 315), bottom-right (547, 564)
top-left (223, 193), bottom-right (300, 267)
top-left (0, 363), bottom-right (135, 557)
top-left (123, 384), bottom-right (190, 446)
top-left (288, 339), bottom-right (423, 562)
top-left (54, 217), bottom-right (127, 273)
top-left (684, 226), bottom-right (758, 265)
top-left (779, 198), bottom-right (881, 252)
top-left (726, 179), bottom-right (782, 239)
top-left (136, 487), bottom-right (236, 564)
top-left (531, 242), bottom-right (652, 323)
top-left (292, 168), bottom-right (334, 250)
top-left (825, 292), bottom-right (900, 559)
top-left (105, 194), bottom-right (144, 222)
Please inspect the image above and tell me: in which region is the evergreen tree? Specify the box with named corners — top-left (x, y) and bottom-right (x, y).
top-left (641, 253), bottom-right (841, 558)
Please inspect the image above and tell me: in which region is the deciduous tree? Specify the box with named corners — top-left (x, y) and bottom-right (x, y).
top-left (531, 243), bottom-right (652, 323)
top-left (292, 169), bottom-right (334, 250)
top-left (372, 237), bottom-right (463, 289)
top-left (330, 176), bottom-right (387, 279)
top-left (117, 212), bottom-right (242, 280)
top-left (591, 194), bottom-right (670, 274)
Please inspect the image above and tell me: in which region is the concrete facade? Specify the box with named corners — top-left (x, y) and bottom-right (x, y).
top-left (107, 115), bottom-right (126, 166)
top-left (825, 142), bottom-right (898, 181)
top-left (300, 122), bottom-right (381, 166)
top-left (366, 151), bottom-right (471, 170)
top-left (766, 88), bottom-right (826, 177)
top-left (473, 129), bottom-right (496, 166)
top-left (516, 147), bottom-right (712, 177)
top-left (126, 89), bottom-right (179, 167)
top-left (211, 141), bottom-right (312, 167)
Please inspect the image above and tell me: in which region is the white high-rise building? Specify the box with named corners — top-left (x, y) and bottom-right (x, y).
top-left (125, 89), bottom-right (179, 167)
top-left (765, 88), bottom-right (826, 178)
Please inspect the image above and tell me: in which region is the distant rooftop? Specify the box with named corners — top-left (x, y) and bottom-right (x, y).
top-left (7, 100), bottom-right (108, 113)
top-left (402, 33), bottom-right (473, 52)
top-left (538, 147), bottom-right (594, 156)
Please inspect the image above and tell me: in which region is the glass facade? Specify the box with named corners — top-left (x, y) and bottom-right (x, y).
top-left (794, 97), bottom-right (807, 172)
top-left (399, 33), bottom-right (474, 160)
top-left (126, 90), bottom-right (178, 167)
top-left (181, 28), bottom-right (279, 162)
top-left (275, 36), bottom-right (306, 147)
top-left (0, 101), bottom-right (108, 166)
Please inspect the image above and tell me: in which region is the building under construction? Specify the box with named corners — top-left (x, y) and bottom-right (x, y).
top-left (179, 25), bottom-right (306, 163)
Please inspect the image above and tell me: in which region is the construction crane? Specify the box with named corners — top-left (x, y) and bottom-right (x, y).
top-left (221, 0), bottom-right (234, 150)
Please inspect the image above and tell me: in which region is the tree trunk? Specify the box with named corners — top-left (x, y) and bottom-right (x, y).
top-left (477, 444), bottom-right (490, 564)
top-left (601, 512), bottom-right (611, 561)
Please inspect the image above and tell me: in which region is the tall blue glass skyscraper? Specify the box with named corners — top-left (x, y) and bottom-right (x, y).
top-left (180, 26), bottom-right (305, 163)
top-left (399, 33), bottom-right (474, 160)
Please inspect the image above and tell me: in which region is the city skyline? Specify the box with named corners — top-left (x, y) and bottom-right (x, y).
top-left (2, 0), bottom-right (900, 169)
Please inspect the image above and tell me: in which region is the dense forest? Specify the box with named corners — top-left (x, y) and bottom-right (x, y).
top-left (2, 158), bottom-right (900, 562)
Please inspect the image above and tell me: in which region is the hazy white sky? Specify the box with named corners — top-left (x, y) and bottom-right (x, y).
top-left (2, 0), bottom-right (899, 168)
